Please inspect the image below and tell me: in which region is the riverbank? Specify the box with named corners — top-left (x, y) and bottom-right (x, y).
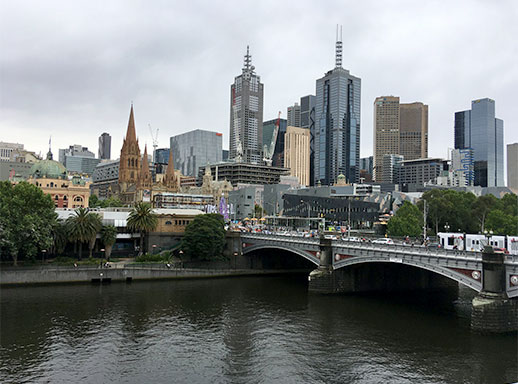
top-left (0, 265), bottom-right (309, 286)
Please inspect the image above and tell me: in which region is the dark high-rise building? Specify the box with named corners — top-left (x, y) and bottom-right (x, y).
top-left (314, 28), bottom-right (361, 185)
top-left (229, 46), bottom-right (264, 164)
top-left (98, 133), bottom-right (111, 160)
top-left (301, 95), bottom-right (316, 185)
top-left (454, 98), bottom-right (504, 187)
top-left (262, 118), bottom-right (287, 167)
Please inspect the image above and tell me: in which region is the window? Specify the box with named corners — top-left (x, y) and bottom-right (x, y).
top-left (165, 221), bottom-right (172, 225)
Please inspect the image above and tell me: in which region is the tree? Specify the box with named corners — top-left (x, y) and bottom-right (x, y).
top-left (127, 202), bottom-right (158, 255)
top-left (485, 209), bottom-right (518, 236)
top-left (66, 207), bottom-right (102, 260)
top-left (52, 220), bottom-right (69, 256)
top-left (472, 194), bottom-right (498, 233)
top-left (100, 225), bottom-right (118, 260)
top-left (420, 189), bottom-right (453, 235)
top-left (387, 201), bottom-right (423, 237)
top-left (180, 213), bottom-right (226, 260)
top-left (254, 204), bottom-right (265, 218)
top-left (0, 181), bottom-right (57, 265)
top-left (89, 194), bottom-right (123, 208)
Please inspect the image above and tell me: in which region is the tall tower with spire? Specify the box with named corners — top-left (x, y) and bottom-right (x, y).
top-left (229, 46), bottom-right (264, 164)
top-left (313, 26), bottom-right (362, 185)
top-left (118, 105), bottom-right (142, 203)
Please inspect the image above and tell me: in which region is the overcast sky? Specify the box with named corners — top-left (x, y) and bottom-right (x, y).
top-left (1, 0), bottom-right (517, 165)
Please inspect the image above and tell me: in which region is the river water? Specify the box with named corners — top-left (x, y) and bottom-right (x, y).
top-left (1, 275), bottom-right (516, 384)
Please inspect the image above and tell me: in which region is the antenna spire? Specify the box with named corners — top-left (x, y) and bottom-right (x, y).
top-left (243, 45), bottom-right (253, 74)
top-left (335, 24), bottom-right (343, 68)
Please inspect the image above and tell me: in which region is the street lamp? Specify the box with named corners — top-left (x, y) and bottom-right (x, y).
top-left (42, 249), bottom-right (46, 265)
top-left (152, 244), bottom-right (157, 255)
top-left (484, 229), bottom-right (494, 248)
top-left (100, 248), bottom-right (105, 261)
top-left (444, 222), bottom-right (450, 232)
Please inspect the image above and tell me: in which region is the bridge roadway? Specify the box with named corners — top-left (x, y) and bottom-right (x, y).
top-left (240, 233), bottom-right (518, 299)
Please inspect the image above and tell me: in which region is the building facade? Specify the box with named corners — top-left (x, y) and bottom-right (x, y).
top-left (314, 35), bottom-right (361, 185)
top-left (0, 142), bottom-right (24, 162)
top-left (300, 95), bottom-right (316, 185)
top-left (399, 102), bottom-right (428, 161)
top-left (170, 130), bottom-right (222, 177)
top-left (98, 133), bottom-right (111, 160)
top-left (284, 126), bottom-right (310, 186)
top-left (508, 143), bottom-right (518, 191)
top-left (399, 158), bottom-right (449, 187)
top-left (451, 148), bottom-right (474, 186)
top-left (382, 154), bottom-right (404, 184)
top-left (229, 46), bottom-right (264, 164)
top-left (373, 96), bottom-right (400, 181)
top-left (91, 159), bottom-right (120, 199)
top-left (454, 98), bottom-right (504, 187)
top-left (262, 117), bottom-right (287, 167)
top-left (287, 103), bottom-right (301, 127)
top-left (373, 97), bottom-right (428, 181)
top-left (199, 162), bottom-right (289, 187)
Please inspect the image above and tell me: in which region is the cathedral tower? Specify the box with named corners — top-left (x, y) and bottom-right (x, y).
top-left (118, 105), bottom-right (141, 185)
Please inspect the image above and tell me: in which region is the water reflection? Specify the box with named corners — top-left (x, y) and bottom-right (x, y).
top-left (1, 276), bottom-right (516, 383)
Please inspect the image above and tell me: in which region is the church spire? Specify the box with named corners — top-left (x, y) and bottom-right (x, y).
top-left (125, 104), bottom-right (137, 143)
top-left (162, 148), bottom-right (178, 190)
top-left (141, 145), bottom-right (150, 176)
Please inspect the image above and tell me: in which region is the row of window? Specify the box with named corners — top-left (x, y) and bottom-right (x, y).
top-left (164, 219), bottom-right (191, 226)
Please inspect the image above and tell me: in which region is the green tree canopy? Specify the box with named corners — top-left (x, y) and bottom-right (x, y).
top-left (0, 181), bottom-right (57, 265)
top-left (387, 201), bottom-right (423, 237)
top-left (181, 213), bottom-right (226, 260)
top-left (100, 225), bottom-right (118, 259)
top-left (127, 202), bottom-right (158, 254)
top-left (485, 209), bottom-right (518, 236)
top-left (89, 194), bottom-right (123, 208)
top-left (66, 207), bottom-right (102, 259)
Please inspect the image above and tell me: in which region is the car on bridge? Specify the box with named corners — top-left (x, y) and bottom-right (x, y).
top-left (372, 238), bottom-right (394, 245)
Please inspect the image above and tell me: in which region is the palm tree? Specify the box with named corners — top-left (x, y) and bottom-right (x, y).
top-left (52, 220), bottom-right (69, 256)
top-left (100, 225), bottom-right (118, 260)
top-left (66, 207), bottom-right (102, 260)
top-left (127, 202), bottom-right (158, 255)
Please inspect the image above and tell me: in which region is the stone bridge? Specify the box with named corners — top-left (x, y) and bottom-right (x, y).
top-left (237, 233), bottom-right (518, 333)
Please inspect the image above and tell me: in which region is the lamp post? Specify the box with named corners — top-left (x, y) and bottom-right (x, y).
top-left (484, 229), bottom-right (494, 248)
top-left (100, 248), bottom-right (105, 261)
top-left (152, 244), bottom-right (157, 255)
top-left (444, 222), bottom-right (450, 232)
top-left (300, 200), bottom-right (311, 230)
top-left (42, 249), bottom-right (46, 265)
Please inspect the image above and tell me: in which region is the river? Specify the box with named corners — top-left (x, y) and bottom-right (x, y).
top-left (1, 275), bottom-right (516, 383)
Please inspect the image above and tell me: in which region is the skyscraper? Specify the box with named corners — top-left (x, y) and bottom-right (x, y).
top-left (300, 95), bottom-right (316, 184)
top-left (229, 46), bottom-right (264, 164)
top-left (373, 97), bottom-right (428, 182)
top-left (314, 28), bottom-right (361, 185)
top-left (507, 143), bottom-right (518, 190)
top-left (98, 132), bottom-right (111, 160)
top-left (373, 96), bottom-right (400, 181)
top-left (284, 126), bottom-right (310, 186)
top-left (400, 103), bottom-right (428, 161)
top-left (170, 130), bottom-right (223, 177)
top-left (454, 98), bottom-right (504, 187)
top-left (287, 103), bottom-right (301, 127)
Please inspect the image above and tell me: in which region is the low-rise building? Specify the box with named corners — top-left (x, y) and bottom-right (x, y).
top-left (199, 161), bottom-right (290, 187)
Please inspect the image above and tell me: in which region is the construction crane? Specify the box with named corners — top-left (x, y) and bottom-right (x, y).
top-left (263, 111), bottom-right (281, 166)
top-left (148, 124), bottom-right (159, 162)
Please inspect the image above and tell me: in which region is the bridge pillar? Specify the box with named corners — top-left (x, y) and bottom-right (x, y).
top-left (308, 237), bottom-right (337, 293)
top-left (471, 246), bottom-right (518, 333)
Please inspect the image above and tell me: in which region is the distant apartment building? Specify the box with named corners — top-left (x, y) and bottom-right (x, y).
top-left (454, 98), bottom-right (504, 187)
top-left (373, 97), bottom-right (428, 181)
top-left (170, 130), bottom-right (222, 177)
top-left (287, 103), bottom-right (301, 127)
top-left (360, 156), bottom-right (374, 182)
top-left (199, 162), bottom-right (289, 187)
top-left (508, 143), bottom-right (518, 190)
top-left (91, 159), bottom-right (120, 199)
top-left (284, 126), bottom-right (310, 186)
top-left (451, 148), bottom-right (474, 186)
top-left (59, 144), bottom-right (99, 175)
top-left (98, 133), bottom-right (111, 160)
top-left (0, 142), bottom-right (24, 162)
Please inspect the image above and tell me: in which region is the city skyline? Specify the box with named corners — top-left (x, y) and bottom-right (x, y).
top-left (1, 1), bottom-right (517, 168)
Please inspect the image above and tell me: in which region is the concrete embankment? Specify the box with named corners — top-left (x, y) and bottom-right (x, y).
top-left (0, 266), bottom-right (306, 286)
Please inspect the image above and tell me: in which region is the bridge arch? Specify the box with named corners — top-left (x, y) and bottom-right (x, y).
top-left (242, 244), bottom-right (320, 266)
top-left (333, 257), bottom-right (482, 292)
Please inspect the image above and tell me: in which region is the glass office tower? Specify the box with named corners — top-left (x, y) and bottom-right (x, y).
top-left (170, 130), bottom-right (222, 177)
top-left (454, 98), bottom-right (504, 187)
top-left (314, 34), bottom-right (361, 185)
